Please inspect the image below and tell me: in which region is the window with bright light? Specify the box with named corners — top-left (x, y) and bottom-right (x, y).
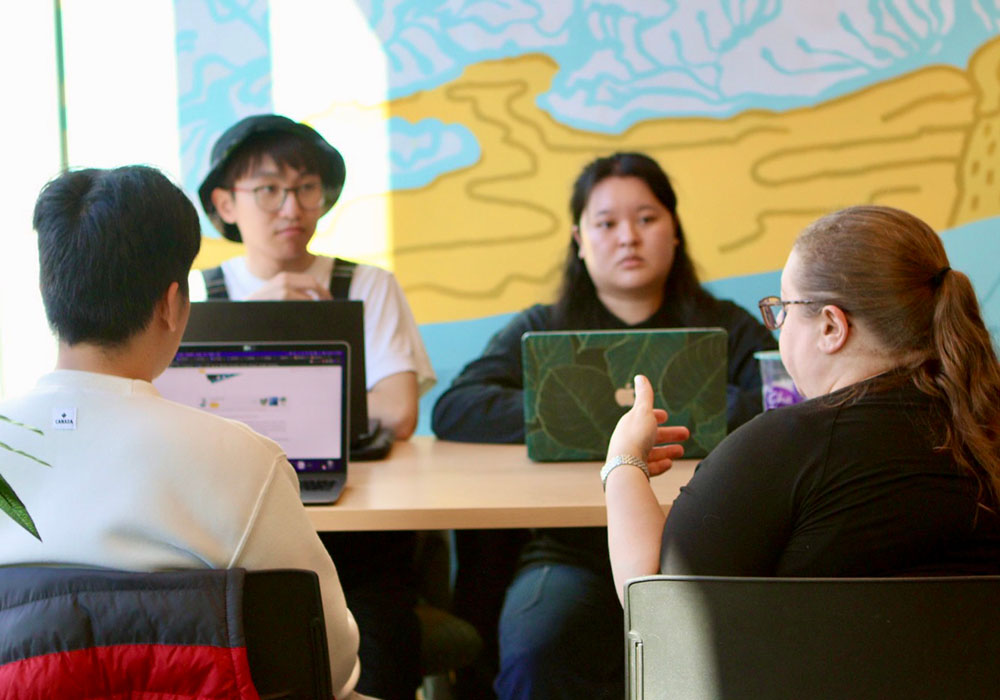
top-left (0, 0), bottom-right (180, 398)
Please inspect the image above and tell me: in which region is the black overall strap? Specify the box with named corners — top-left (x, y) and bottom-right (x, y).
top-left (328, 257), bottom-right (357, 300)
top-left (202, 266), bottom-right (230, 300)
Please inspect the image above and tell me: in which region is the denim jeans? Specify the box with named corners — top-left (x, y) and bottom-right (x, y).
top-left (495, 563), bottom-right (624, 700)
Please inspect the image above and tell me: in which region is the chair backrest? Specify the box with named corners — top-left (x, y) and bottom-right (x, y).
top-left (244, 568), bottom-right (333, 700)
top-left (0, 567), bottom-right (332, 700)
top-left (624, 575), bottom-right (1000, 700)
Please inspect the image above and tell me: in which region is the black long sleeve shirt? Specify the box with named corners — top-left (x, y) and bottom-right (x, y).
top-left (661, 378), bottom-right (1000, 577)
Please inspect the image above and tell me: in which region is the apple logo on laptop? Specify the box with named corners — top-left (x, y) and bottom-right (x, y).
top-left (614, 382), bottom-right (636, 407)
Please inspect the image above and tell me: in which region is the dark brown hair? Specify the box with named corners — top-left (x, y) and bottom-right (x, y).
top-left (793, 205), bottom-right (1000, 505)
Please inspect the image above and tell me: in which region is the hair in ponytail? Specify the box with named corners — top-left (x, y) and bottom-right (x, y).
top-left (793, 205), bottom-right (1000, 507)
top-left (915, 267), bottom-right (1000, 506)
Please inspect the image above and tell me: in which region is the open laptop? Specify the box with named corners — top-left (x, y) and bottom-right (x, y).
top-left (521, 328), bottom-right (728, 461)
top-left (154, 340), bottom-right (349, 504)
top-left (183, 300), bottom-right (393, 460)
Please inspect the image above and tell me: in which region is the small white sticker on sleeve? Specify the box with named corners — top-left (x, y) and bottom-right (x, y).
top-left (52, 407), bottom-right (77, 430)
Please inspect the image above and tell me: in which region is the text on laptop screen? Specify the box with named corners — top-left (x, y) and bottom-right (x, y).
top-left (154, 343), bottom-right (347, 473)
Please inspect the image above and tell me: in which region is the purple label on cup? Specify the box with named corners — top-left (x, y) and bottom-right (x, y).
top-left (764, 384), bottom-right (804, 410)
top-left (755, 350), bottom-right (805, 411)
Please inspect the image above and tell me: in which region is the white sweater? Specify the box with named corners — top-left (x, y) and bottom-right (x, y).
top-left (0, 370), bottom-right (361, 698)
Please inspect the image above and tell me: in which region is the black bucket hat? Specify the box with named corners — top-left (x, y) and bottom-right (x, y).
top-left (198, 114), bottom-right (347, 242)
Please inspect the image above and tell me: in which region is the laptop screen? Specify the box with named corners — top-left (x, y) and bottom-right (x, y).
top-left (183, 301), bottom-right (369, 447)
top-left (154, 341), bottom-right (349, 474)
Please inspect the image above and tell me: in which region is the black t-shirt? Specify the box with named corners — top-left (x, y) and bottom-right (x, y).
top-left (661, 377), bottom-right (1000, 577)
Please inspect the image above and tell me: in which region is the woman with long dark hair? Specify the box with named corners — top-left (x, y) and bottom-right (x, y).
top-left (433, 152), bottom-right (777, 699)
top-left (606, 205), bottom-right (1000, 601)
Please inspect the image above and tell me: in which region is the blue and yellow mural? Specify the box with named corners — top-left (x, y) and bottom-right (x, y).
top-left (174, 1), bottom-right (1000, 433)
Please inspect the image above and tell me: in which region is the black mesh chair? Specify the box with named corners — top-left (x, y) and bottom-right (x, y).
top-left (624, 574), bottom-right (1000, 700)
top-left (0, 567), bottom-right (332, 700)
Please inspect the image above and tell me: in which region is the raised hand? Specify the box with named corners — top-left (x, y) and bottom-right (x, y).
top-left (606, 374), bottom-right (690, 476)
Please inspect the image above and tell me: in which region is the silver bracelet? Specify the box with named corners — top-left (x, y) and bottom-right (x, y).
top-left (600, 454), bottom-right (650, 490)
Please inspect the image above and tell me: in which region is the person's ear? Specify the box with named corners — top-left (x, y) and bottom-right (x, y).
top-left (817, 304), bottom-right (850, 354)
top-left (158, 281), bottom-right (186, 334)
top-left (211, 187), bottom-right (238, 224)
top-left (572, 225), bottom-right (584, 259)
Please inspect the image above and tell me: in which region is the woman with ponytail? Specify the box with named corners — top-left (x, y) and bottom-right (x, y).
top-left (606, 204), bottom-right (1000, 601)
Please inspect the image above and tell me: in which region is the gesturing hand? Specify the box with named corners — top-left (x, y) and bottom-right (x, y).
top-left (606, 374), bottom-right (690, 476)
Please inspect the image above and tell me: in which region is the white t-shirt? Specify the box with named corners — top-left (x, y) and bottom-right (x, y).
top-left (190, 256), bottom-right (436, 394)
top-left (0, 370), bottom-right (361, 698)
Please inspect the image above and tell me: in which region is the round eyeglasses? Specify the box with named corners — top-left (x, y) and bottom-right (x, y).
top-left (231, 181), bottom-right (326, 213)
top-left (757, 296), bottom-right (817, 330)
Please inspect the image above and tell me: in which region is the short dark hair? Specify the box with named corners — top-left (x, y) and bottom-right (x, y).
top-left (32, 165), bottom-right (201, 347)
top-left (198, 115), bottom-right (346, 242)
top-left (554, 152), bottom-right (711, 325)
top-left (217, 130), bottom-right (326, 189)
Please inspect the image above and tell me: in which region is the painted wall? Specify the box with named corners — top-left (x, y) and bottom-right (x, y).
top-left (150, 2), bottom-right (1000, 431)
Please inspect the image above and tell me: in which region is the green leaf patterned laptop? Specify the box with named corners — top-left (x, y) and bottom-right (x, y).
top-left (521, 328), bottom-right (727, 461)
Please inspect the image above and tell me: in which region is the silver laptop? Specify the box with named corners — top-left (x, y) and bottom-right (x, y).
top-left (154, 340), bottom-right (350, 504)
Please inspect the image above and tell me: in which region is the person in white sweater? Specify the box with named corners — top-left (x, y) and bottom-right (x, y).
top-left (0, 165), bottom-right (365, 699)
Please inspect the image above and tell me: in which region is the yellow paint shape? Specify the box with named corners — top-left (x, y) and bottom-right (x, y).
top-left (195, 36), bottom-right (1000, 326)
top-left (386, 52), bottom-right (980, 322)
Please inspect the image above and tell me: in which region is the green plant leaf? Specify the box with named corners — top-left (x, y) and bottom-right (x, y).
top-left (659, 333), bottom-right (726, 405)
top-left (605, 332), bottom-right (687, 389)
top-left (0, 413), bottom-right (44, 435)
top-left (523, 333), bottom-right (576, 426)
top-left (534, 364), bottom-right (624, 457)
top-left (526, 424), bottom-right (587, 462)
top-left (0, 473), bottom-right (41, 540)
top-left (658, 333), bottom-right (727, 456)
top-left (687, 402), bottom-right (728, 454)
top-left (0, 440), bottom-right (51, 468)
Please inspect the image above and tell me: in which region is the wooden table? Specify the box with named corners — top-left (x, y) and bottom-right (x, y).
top-left (305, 436), bottom-right (698, 531)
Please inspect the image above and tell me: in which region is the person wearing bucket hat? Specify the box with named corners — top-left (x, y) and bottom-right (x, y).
top-left (193, 114), bottom-right (435, 439)
top-left (193, 114), bottom-right (434, 700)
top-left (198, 114), bottom-right (346, 244)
